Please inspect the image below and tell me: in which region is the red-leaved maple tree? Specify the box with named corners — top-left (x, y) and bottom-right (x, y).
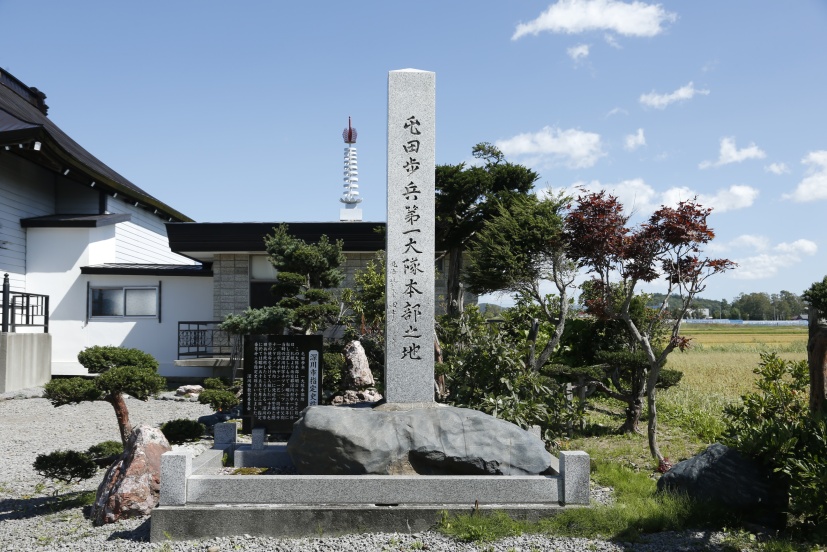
top-left (565, 190), bottom-right (735, 466)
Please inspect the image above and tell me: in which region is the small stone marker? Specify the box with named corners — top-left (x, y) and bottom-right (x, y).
top-left (242, 335), bottom-right (322, 433)
top-left (385, 69), bottom-right (436, 404)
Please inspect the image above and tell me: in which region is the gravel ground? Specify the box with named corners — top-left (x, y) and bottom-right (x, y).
top-left (0, 388), bottom-right (735, 551)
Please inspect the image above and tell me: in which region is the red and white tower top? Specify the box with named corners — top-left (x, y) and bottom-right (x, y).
top-left (340, 116), bottom-right (363, 221)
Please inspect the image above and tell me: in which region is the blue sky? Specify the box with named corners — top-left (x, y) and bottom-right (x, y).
top-left (2, 1), bottom-right (826, 304)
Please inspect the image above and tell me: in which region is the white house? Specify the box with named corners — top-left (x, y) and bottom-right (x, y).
top-left (0, 68), bottom-right (212, 387)
top-left (1, 68), bottom-right (472, 390)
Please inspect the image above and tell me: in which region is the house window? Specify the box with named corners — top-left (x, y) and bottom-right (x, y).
top-left (90, 287), bottom-right (158, 318)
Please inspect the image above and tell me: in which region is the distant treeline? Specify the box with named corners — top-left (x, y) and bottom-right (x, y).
top-left (480, 290), bottom-right (808, 322)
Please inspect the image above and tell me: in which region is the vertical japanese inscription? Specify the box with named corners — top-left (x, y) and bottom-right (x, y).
top-left (242, 335), bottom-right (323, 433)
top-left (386, 69), bottom-right (435, 403)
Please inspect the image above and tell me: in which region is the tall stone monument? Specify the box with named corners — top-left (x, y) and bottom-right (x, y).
top-left (385, 69), bottom-right (436, 404)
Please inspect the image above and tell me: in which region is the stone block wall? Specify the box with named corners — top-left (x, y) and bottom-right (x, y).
top-left (213, 254), bottom-right (250, 320)
top-left (211, 252), bottom-right (475, 321)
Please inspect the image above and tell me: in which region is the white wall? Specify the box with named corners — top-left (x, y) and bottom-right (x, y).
top-left (107, 198), bottom-right (196, 265)
top-left (26, 224), bottom-right (214, 377)
top-left (77, 273), bottom-right (213, 376)
top-left (0, 155), bottom-right (55, 292)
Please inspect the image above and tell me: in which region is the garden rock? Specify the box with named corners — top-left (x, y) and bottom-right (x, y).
top-left (330, 388), bottom-right (383, 405)
top-left (342, 340), bottom-right (374, 388)
top-left (288, 404), bottom-right (553, 476)
top-left (175, 384), bottom-right (203, 396)
top-left (90, 424), bottom-right (171, 525)
top-left (657, 443), bottom-right (788, 527)
top-left (198, 405), bottom-right (242, 428)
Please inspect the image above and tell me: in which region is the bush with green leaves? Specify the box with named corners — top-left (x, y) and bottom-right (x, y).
top-left (160, 419), bottom-right (206, 444)
top-left (322, 350), bottom-right (345, 400)
top-left (33, 450), bottom-right (97, 484)
top-left (437, 307), bottom-right (573, 439)
top-left (86, 440), bottom-right (123, 459)
top-left (724, 352), bottom-right (827, 533)
top-left (77, 345), bottom-right (158, 374)
top-left (202, 377), bottom-right (230, 390)
top-left (803, 276), bottom-right (827, 314)
top-left (86, 440), bottom-right (123, 468)
top-left (198, 389), bottom-right (239, 412)
top-left (220, 306), bottom-right (293, 336)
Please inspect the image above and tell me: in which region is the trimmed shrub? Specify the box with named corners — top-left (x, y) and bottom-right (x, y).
top-left (656, 368), bottom-right (683, 390)
top-left (160, 419), bottom-right (206, 444)
top-left (86, 440), bottom-right (123, 458)
top-left (33, 450), bottom-right (97, 484)
top-left (43, 377), bottom-right (101, 406)
top-left (86, 440), bottom-right (123, 468)
top-left (202, 377), bottom-right (230, 390)
top-left (198, 389), bottom-right (240, 412)
top-left (77, 345), bottom-right (159, 374)
top-left (96, 365), bottom-right (166, 400)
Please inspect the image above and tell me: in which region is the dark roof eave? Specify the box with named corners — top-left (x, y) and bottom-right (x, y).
top-left (166, 221), bottom-right (387, 254)
top-left (21, 213), bottom-right (131, 228)
top-left (81, 264), bottom-right (212, 277)
top-left (37, 133), bottom-right (193, 223)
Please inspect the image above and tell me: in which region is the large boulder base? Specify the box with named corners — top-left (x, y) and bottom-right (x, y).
top-left (657, 443), bottom-right (788, 527)
top-left (91, 424), bottom-right (171, 525)
top-left (287, 404), bottom-right (553, 476)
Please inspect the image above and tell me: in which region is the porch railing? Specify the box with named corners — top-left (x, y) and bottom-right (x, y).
top-left (177, 321), bottom-right (239, 359)
top-left (2, 273), bottom-right (49, 333)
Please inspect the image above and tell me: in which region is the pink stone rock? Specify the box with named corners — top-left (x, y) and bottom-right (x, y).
top-left (91, 424), bottom-right (171, 525)
top-left (331, 388), bottom-right (383, 405)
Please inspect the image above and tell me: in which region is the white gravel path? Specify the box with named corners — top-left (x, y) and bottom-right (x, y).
top-left (0, 389), bottom-right (735, 551)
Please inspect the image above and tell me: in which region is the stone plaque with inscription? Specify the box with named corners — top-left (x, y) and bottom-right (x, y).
top-left (385, 69), bottom-right (436, 403)
top-left (242, 335), bottom-right (322, 434)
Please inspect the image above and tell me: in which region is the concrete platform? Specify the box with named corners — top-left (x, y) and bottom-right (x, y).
top-left (150, 423), bottom-right (591, 542)
top-left (151, 503), bottom-right (568, 540)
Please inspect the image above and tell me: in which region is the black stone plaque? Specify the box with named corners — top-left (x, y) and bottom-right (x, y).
top-left (242, 335), bottom-right (323, 434)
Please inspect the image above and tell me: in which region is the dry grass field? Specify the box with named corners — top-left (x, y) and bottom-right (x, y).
top-left (669, 324), bottom-right (807, 399)
top-left (568, 323), bottom-right (810, 470)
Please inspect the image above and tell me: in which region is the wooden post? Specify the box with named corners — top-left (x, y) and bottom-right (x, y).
top-left (808, 306), bottom-right (827, 415)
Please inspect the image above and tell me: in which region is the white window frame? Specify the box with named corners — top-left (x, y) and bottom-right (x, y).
top-left (88, 286), bottom-right (160, 319)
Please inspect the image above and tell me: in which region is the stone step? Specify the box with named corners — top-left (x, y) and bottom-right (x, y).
top-left (151, 503), bottom-right (569, 541)
top-left (186, 474), bottom-right (561, 505)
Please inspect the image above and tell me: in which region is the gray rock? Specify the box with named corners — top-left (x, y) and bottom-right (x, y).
top-left (91, 424), bottom-right (171, 525)
top-left (657, 443), bottom-right (788, 526)
top-left (287, 404), bottom-right (553, 476)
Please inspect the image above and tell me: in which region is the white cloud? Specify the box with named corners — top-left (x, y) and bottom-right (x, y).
top-left (765, 162), bottom-right (789, 175)
top-left (606, 107), bottom-right (628, 117)
top-left (603, 33), bottom-right (621, 48)
top-left (570, 178), bottom-right (657, 214)
top-left (776, 239), bottom-right (818, 256)
top-left (730, 234), bottom-right (771, 251)
top-left (702, 185), bottom-right (760, 213)
top-left (496, 126), bottom-right (606, 169)
top-left (639, 81), bottom-right (709, 109)
top-left (565, 179), bottom-right (757, 215)
top-left (783, 150), bottom-right (827, 202)
top-left (729, 238), bottom-right (818, 280)
top-left (624, 128), bottom-right (646, 151)
top-left (513, 0), bottom-right (677, 40)
top-left (699, 137), bottom-right (766, 169)
top-left (567, 43), bottom-right (590, 61)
